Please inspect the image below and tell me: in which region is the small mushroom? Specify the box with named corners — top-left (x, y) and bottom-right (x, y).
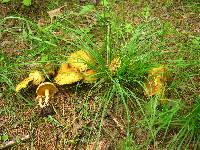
top-left (145, 76), bottom-right (165, 96)
top-left (16, 70), bottom-right (45, 92)
top-left (36, 82), bottom-right (58, 108)
top-left (54, 63), bottom-right (82, 85)
top-left (16, 77), bottom-right (34, 93)
top-left (67, 50), bottom-right (94, 72)
top-left (148, 65), bottom-right (167, 82)
top-left (144, 65), bottom-right (166, 97)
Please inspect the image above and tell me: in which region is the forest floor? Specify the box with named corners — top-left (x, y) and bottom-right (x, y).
top-left (0, 0), bottom-right (199, 149)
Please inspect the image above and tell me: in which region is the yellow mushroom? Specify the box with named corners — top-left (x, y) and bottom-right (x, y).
top-left (36, 82), bottom-right (58, 108)
top-left (29, 70), bottom-right (45, 85)
top-left (67, 50), bottom-right (94, 72)
top-left (16, 70), bottom-right (45, 92)
top-left (54, 63), bottom-right (82, 85)
top-left (144, 65), bottom-right (167, 97)
top-left (57, 63), bottom-right (69, 74)
top-left (16, 77), bottom-right (34, 93)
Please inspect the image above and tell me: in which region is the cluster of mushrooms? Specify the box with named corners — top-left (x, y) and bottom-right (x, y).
top-left (16, 49), bottom-right (168, 108)
top-left (16, 50), bottom-right (97, 108)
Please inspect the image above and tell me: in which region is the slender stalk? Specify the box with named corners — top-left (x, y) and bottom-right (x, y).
top-left (44, 89), bottom-right (50, 106)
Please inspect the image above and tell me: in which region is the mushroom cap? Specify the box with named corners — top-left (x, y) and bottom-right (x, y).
top-left (149, 65), bottom-right (165, 77)
top-left (36, 82), bottom-right (58, 96)
top-left (16, 76), bottom-right (34, 92)
top-left (29, 70), bottom-right (45, 85)
top-left (82, 69), bottom-right (96, 83)
top-left (67, 50), bottom-right (94, 72)
top-left (145, 66), bottom-right (166, 97)
top-left (145, 76), bottom-right (164, 96)
top-left (149, 65), bottom-right (167, 82)
top-left (57, 63), bottom-right (70, 74)
top-left (54, 69), bottom-right (82, 85)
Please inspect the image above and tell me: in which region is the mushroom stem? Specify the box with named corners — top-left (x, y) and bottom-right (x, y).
top-left (38, 96), bottom-right (45, 108)
top-left (44, 89), bottom-right (50, 106)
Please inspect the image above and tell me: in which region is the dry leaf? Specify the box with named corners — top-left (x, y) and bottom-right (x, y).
top-left (37, 18), bottom-right (46, 27)
top-left (68, 50), bottom-right (94, 72)
top-left (47, 6), bottom-right (66, 23)
top-left (86, 138), bottom-right (110, 150)
top-left (160, 98), bottom-right (168, 105)
top-left (53, 29), bottom-right (64, 36)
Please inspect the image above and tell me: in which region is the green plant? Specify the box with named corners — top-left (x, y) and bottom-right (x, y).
top-left (23, 0), bottom-right (31, 6)
top-left (79, 4), bottom-right (95, 15)
top-left (138, 97), bottom-right (182, 148)
top-left (1, 0), bottom-right (32, 6)
top-left (142, 5), bottom-right (151, 20)
top-left (169, 99), bottom-right (200, 149)
top-left (47, 115), bottom-right (61, 126)
top-left (0, 134), bottom-right (9, 142)
top-left (118, 134), bottom-right (137, 150)
top-left (1, 0), bottom-right (10, 3)
top-left (164, 0), bottom-right (173, 8)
